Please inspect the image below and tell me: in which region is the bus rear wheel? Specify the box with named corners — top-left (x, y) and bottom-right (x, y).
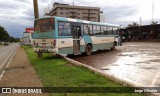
top-left (85, 45), bottom-right (92, 56)
top-left (111, 42), bottom-right (116, 51)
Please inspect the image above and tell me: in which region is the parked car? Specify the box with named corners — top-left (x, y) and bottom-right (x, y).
top-left (3, 42), bottom-right (9, 46)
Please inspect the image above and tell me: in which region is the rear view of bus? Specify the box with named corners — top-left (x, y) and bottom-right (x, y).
top-left (32, 17), bottom-right (57, 57)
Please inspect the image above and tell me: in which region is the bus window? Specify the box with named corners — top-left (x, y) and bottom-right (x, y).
top-left (101, 26), bottom-right (104, 35)
top-left (34, 18), bottom-right (55, 32)
top-left (104, 26), bottom-right (108, 35)
top-left (108, 27), bottom-right (113, 35)
top-left (93, 25), bottom-right (101, 35)
top-left (83, 24), bottom-right (93, 35)
top-left (113, 27), bottom-right (118, 35)
top-left (101, 26), bottom-right (109, 35)
top-left (58, 22), bottom-right (71, 36)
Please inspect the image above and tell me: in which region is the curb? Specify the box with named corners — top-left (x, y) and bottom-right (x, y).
top-left (60, 55), bottom-right (159, 96)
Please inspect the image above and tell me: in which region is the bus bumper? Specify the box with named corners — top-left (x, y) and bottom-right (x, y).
top-left (34, 48), bottom-right (57, 53)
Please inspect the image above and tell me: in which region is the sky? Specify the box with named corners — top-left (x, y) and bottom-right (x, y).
top-left (0, 0), bottom-right (159, 38)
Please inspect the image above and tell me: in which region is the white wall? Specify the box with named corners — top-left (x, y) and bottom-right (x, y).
top-left (23, 32), bottom-right (33, 45)
top-left (100, 13), bottom-right (106, 23)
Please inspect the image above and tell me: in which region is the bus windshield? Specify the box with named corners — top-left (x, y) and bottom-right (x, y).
top-left (34, 18), bottom-right (55, 32)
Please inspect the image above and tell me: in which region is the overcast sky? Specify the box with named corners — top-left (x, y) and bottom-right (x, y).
top-left (0, 0), bottom-right (159, 38)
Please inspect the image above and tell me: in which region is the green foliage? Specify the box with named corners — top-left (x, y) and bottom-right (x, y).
top-left (151, 21), bottom-right (158, 25)
top-left (0, 26), bottom-right (9, 41)
top-left (128, 22), bottom-right (139, 27)
top-left (8, 36), bottom-right (20, 42)
top-left (0, 25), bottom-right (19, 42)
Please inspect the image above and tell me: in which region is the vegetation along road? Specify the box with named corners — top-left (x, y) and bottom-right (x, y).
top-left (23, 45), bottom-right (143, 96)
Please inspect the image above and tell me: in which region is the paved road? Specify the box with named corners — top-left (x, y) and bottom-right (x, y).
top-left (0, 43), bottom-right (18, 74)
top-left (69, 42), bottom-right (160, 87)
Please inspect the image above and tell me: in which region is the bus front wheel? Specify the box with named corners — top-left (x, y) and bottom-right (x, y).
top-left (85, 45), bottom-right (92, 56)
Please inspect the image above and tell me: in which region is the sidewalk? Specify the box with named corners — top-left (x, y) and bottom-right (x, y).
top-left (0, 47), bottom-right (47, 96)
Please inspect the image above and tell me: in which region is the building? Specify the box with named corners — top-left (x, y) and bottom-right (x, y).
top-left (46, 2), bottom-right (103, 22)
top-left (22, 28), bottom-right (34, 45)
top-left (100, 13), bottom-right (105, 23)
top-left (127, 24), bottom-right (160, 39)
top-left (120, 24), bottom-right (160, 42)
top-left (23, 32), bottom-right (33, 45)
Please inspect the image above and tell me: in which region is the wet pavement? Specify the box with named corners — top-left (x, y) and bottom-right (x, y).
top-left (68, 42), bottom-right (160, 87)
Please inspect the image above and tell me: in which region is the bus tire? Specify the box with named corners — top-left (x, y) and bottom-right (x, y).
top-left (85, 44), bottom-right (92, 56)
top-left (111, 42), bottom-right (116, 51)
top-left (37, 52), bottom-right (43, 58)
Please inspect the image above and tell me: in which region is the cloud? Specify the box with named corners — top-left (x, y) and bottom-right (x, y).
top-left (14, 0), bottom-right (31, 4)
top-left (0, 0), bottom-right (34, 38)
top-left (0, 0), bottom-right (160, 38)
top-left (102, 5), bottom-right (138, 22)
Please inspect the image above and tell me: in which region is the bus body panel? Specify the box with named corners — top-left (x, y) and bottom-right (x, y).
top-left (33, 38), bottom-right (58, 53)
top-left (83, 35), bottom-right (93, 44)
top-left (57, 38), bottom-right (73, 54)
top-left (93, 43), bottom-right (113, 51)
top-left (57, 37), bottom-right (86, 54)
top-left (32, 31), bottom-right (55, 39)
top-left (91, 36), bottom-right (115, 51)
top-left (58, 47), bottom-right (73, 54)
top-left (79, 37), bottom-right (86, 53)
top-left (33, 16), bottom-right (122, 55)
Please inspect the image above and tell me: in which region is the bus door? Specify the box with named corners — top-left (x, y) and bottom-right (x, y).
top-left (72, 26), bottom-right (81, 54)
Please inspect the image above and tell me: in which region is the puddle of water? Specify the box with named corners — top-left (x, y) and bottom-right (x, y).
top-left (101, 51), bottom-right (160, 87)
top-left (129, 45), bottom-right (140, 47)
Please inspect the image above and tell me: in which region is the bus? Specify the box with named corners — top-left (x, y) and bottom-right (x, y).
top-left (32, 16), bottom-right (122, 57)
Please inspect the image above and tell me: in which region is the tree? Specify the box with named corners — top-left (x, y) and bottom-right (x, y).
top-left (128, 22), bottom-right (139, 27)
top-left (127, 22), bottom-right (141, 40)
top-left (8, 36), bottom-right (20, 42)
top-left (151, 21), bottom-right (158, 25)
top-left (0, 26), bottom-right (9, 41)
top-left (0, 25), bottom-right (19, 42)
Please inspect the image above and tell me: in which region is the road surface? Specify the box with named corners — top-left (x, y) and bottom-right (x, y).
top-left (0, 43), bottom-right (18, 75)
top-left (69, 42), bottom-right (160, 87)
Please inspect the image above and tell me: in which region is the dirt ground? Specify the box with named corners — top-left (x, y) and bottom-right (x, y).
top-left (0, 47), bottom-right (47, 96)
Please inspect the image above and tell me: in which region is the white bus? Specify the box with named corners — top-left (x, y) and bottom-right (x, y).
top-left (32, 16), bottom-right (122, 57)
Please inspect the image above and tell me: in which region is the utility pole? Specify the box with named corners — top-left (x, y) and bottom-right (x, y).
top-left (151, 0), bottom-right (155, 39)
top-left (33, 0), bottom-right (39, 19)
top-left (152, 0), bottom-right (154, 23)
top-left (139, 17), bottom-right (142, 26)
top-left (73, 0), bottom-right (74, 6)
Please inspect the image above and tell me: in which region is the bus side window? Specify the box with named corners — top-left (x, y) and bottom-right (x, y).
top-left (104, 26), bottom-right (108, 35)
top-left (58, 22), bottom-right (71, 36)
top-left (83, 24), bottom-right (88, 35)
top-left (108, 26), bottom-right (113, 35)
top-left (101, 26), bottom-right (104, 35)
top-left (113, 27), bottom-right (118, 35)
top-left (83, 24), bottom-right (93, 35)
top-left (93, 25), bottom-right (101, 35)
top-left (88, 25), bottom-right (93, 35)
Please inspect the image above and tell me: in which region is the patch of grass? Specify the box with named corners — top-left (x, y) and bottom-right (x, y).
top-left (23, 45), bottom-right (143, 96)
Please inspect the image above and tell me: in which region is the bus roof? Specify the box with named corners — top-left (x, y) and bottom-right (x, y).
top-left (36, 16), bottom-right (120, 27)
